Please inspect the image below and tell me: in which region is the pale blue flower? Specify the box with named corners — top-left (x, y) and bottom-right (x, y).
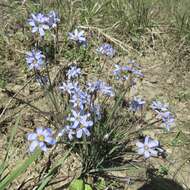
top-left (128, 60), bottom-right (143, 77)
top-left (59, 81), bottom-right (90, 109)
top-left (66, 66), bottom-right (81, 80)
top-left (113, 64), bottom-right (129, 80)
top-left (96, 43), bottom-right (116, 57)
top-left (47, 11), bottom-right (60, 28)
top-left (68, 110), bottom-right (93, 128)
top-left (27, 127), bottom-right (56, 152)
top-left (87, 80), bottom-right (115, 97)
top-left (157, 111), bottom-right (175, 131)
top-left (87, 80), bottom-right (102, 93)
top-left (70, 90), bottom-right (90, 110)
top-left (67, 110), bottom-right (93, 138)
top-left (58, 125), bottom-right (75, 140)
top-left (28, 13), bottom-right (49, 36)
top-left (99, 81), bottom-right (115, 97)
top-left (68, 29), bottom-right (86, 44)
top-left (113, 64), bottom-right (143, 80)
top-left (130, 97), bottom-right (145, 112)
top-left (26, 50), bottom-right (45, 70)
top-left (151, 101), bottom-right (174, 131)
top-left (151, 101), bottom-right (168, 112)
top-left (59, 81), bottom-right (80, 95)
top-left (75, 125), bottom-right (91, 138)
top-left (136, 136), bottom-right (159, 159)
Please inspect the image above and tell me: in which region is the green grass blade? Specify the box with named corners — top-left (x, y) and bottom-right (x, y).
top-left (36, 175), bottom-right (53, 190)
top-left (4, 116), bottom-right (20, 162)
top-left (0, 116), bottom-right (20, 177)
top-left (36, 148), bottom-right (72, 190)
top-left (0, 149), bottom-right (41, 190)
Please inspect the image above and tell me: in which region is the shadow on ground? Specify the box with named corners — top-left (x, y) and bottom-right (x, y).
top-left (138, 177), bottom-right (184, 190)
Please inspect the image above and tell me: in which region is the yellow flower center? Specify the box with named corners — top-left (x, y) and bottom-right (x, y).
top-left (80, 124), bottom-right (84, 129)
top-left (38, 135), bottom-right (45, 142)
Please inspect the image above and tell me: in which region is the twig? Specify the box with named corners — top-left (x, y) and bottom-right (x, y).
top-left (0, 78), bottom-right (32, 119)
top-left (78, 25), bottom-right (141, 55)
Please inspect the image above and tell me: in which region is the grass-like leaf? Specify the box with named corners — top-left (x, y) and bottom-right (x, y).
top-left (0, 116), bottom-right (20, 177)
top-left (0, 149), bottom-right (41, 190)
top-left (35, 148), bottom-right (72, 190)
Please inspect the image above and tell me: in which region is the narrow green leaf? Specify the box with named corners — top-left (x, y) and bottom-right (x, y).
top-left (36, 148), bottom-right (72, 190)
top-left (5, 116), bottom-right (20, 161)
top-left (0, 163), bottom-right (8, 178)
top-left (36, 175), bottom-right (53, 190)
top-left (0, 116), bottom-right (20, 177)
top-left (0, 149), bottom-right (41, 190)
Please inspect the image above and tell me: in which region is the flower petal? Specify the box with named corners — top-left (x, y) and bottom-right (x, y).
top-left (144, 136), bottom-right (149, 145)
top-left (27, 133), bottom-right (37, 141)
top-left (137, 147), bottom-right (144, 155)
top-left (149, 149), bottom-right (158, 157)
top-left (32, 27), bottom-right (38, 33)
top-left (39, 142), bottom-right (47, 152)
top-left (136, 142), bottom-right (144, 148)
top-left (45, 137), bottom-right (56, 145)
top-left (29, 141), bottom-right (38, 152)
top-left (148, 140), bottom-right (159, 148)
top-left (76, 129), bottom-right (83, 139)
top-left (72, 121), bottom-right (79, 128)
top-left (83, 128), bottom-right (90, 136)
top-left (36, 127), bottom-right (44, 135)
top-left (42, 128), bottom-right (52, 137)
top-left (68, 130), bottom-right (75, 140)
top-left (43, 24), bottom-right (49, 30)
top-left (39, 27), bottom-right (45, 36)
top-left (144, 150), bottom-right (150, 159)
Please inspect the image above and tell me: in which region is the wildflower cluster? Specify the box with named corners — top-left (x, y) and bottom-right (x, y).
top-left (128, 97), bottom-right (175, 132)
top-left (28, 11), bottom-right (60, 37)
top-left (26, 11), bottom-right (60, 152)
top-left (58, 66), bottom-right (114, 140)
top-left (131, 99), bottom-right (175, 159)
top-left (25, 9), bottom-right (175, 168)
